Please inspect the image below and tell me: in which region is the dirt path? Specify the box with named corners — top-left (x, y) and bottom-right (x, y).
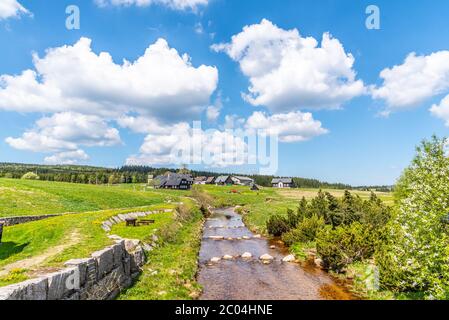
top-left (197, 208), bottom-right (356, 300)
top-left (0, 230), bottom-right (81, 277)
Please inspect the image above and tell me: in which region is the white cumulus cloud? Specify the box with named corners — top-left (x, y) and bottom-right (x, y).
top-left (2, 37), bottom-right (219, 163)
top-left (94, 0), bottom-right (208, 11)
top-left (0, 37), bottom-right (218, 122)
top-left (212, 19), bottom-right (365, 113)
top-left (6, 112), bottom-right (121, 163)
top-left (372, 51), bottom-right (449, 112)
top-left (0, 0), bottom-right (29, 20)
top-left (44, 150), bottom-right (90, 165)
top-left (126, 123), bottom-right (249, 168)
top-left (245, 111), bottom-right (328, 143)
top-left (430, 94), bottom-right (449, 126)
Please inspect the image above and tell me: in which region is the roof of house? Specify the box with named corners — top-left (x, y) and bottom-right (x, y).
top-left (233, 176), bottom-right (254, 182)
top-left (215, 175), bottom-right (231, 183)
top-left (194, 176), bottom-right (207, 182)
top-left (272, 178), bottom-right (293, 184)
top-left (205, 176), bottom-right (216, 183)
top-left (156, 173), bottom-right (193, 187)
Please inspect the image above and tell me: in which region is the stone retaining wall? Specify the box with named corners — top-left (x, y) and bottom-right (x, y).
top-left (0, 238), bottom-right (145, 300)
top-left (0, 208), bottom-right (177, 299)
top-left (0, 214), bottom-right (60, 227)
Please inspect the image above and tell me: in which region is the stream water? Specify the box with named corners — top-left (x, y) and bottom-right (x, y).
top-left (197, 207), bottom-right (356, 300)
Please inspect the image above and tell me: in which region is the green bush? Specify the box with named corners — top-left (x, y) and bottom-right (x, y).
top-left (266, 214), bottom-right (290, 237)
top-left (316, 222), bottom-right (375, 272)
top-left (376, 136), bottom-right (449, 299)
top-left (21, 172), bottom-right (40, 180)
top-left (282, 215), bottom-right (325, 246)
top-left (286, 209), bottom-right (300, 228)
top-left (157, 221), bottom-right (180, 244)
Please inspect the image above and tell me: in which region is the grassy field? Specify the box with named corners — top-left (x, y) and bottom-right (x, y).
top-left (0, 178), bottom-right (188, 287)
top-left (277, 188), bottom-right (394, 205)
top-left (0, 179), bottom-right (205, 299)
top-left (0, 204), bottom-right (175, 287)
top-left (0, 178), bottom-right (184, 218)
top-left (0, 180), bottom-right (394, 298)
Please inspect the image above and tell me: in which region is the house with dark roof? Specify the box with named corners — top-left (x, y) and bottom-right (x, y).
top-left (271, 178), bottom-right (295, 188)
top-left (215, 175), bottom-right (234, 185)
top-left (155, 173), bottom-right (193, 190)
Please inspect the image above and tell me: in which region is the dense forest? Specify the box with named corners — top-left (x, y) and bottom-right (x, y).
top-left (0, 162), bottom-right (389, 190)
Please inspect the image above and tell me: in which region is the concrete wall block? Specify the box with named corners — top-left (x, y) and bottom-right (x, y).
top-left (85, 258), bottom-right (98, 287)
top-left (123, 254), bottom-right (131, 276)
top-left (64, 258), bottom-right (92, 287)
top-left (91, 247), bottom-right (114, 279)
top-left (112, 241), bottom-right (125, 268)
top-left (0, 277), bottom-right (48, 300)
top-left (129, 246), bottom-right (145, 274)
top-left (46, 268), bottom-right (78, 300)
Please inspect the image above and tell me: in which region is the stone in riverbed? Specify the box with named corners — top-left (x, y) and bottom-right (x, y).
top-left (314, 258), bottom-right (324, 268)
top-left (259, 254), bottom-right (274, 261)
top-left (269, 245), bottom-right (276, 249)
top-left (210, 257), bottom-right (221, 263)
top-left (282, 255), bottom-right (295, 263)
top-left (242, 236), bottom-right (250, 240)
top-left (209, 236), bottom-right (224, 240)
top-left (223, 255), bottom-right (233, 260)
top-left (241, 252), bottom-right (252, 259)
top-left (253, 234), bottom-right (261, 239)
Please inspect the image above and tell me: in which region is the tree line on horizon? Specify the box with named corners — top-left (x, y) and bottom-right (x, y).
top-left (0, 162), bottom-right (391, 191)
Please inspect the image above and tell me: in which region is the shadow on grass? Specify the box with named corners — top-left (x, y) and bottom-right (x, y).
top-left (0, 242), bottom-right (29, 260)
top-left (115, 271), bottom-right (144, 300)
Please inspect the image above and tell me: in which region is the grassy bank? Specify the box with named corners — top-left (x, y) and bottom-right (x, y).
top-left (0, 203), bottom-right (175, 287)
top-left (118, 200), bottom-right (204, 300)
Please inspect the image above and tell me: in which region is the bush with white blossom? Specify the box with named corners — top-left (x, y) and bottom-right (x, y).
top-left (377, 136), bottom-right (449, 299)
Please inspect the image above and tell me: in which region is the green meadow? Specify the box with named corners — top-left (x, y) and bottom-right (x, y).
top-left (0, 178), bottom-right (183, 218)
top-left (0, 179), bottom-right (394, 298)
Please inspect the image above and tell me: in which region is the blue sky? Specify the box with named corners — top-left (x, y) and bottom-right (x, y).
top-left (1, 0), bottom-right (449, 185)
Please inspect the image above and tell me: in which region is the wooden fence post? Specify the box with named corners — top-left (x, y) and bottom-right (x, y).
top-left (0, 222), bottom-right (4, 244)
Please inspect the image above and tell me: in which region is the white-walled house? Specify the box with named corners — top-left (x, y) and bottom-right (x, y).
top-left (271, 178), bottom-right (295, 188)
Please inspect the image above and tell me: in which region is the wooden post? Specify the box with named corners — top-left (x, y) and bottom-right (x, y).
top-left (0, 222), bottom-right (4, 244)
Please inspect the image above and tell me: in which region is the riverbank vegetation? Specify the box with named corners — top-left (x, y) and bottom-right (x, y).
top-left (263, 136), bottom-right (449, 300)
top-left (118, 200), bottom-right (205, 300)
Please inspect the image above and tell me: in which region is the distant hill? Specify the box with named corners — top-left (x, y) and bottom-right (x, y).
top-left (0, 162), bottom-right (389, 190)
